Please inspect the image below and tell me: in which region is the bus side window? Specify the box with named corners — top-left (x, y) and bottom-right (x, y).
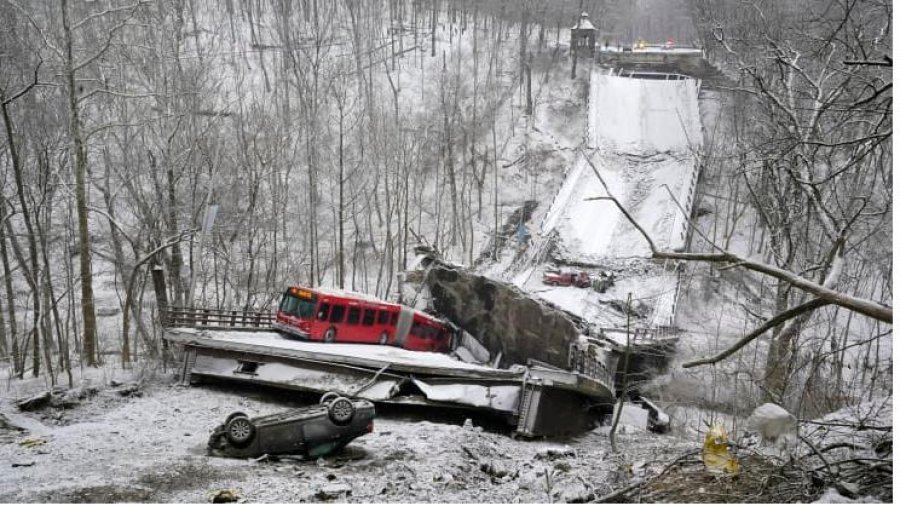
top-left (347, 307), bottom-right (360, 325)
top-left (377, 310), bottom-right (390, 325)
top-left (317, 302), bottom-right (330, 321)
top-left (362, 309), bottom-right (375, 326)
top-left (390, 313), bottom-right (399, 326)
top-left (329, 305), bottom-right (346, 323)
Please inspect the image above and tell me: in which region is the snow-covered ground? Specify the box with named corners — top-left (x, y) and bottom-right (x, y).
top-left (2, 369), bottom-right (885, 503)
top-left (0, 372), bottom-right (696, 503)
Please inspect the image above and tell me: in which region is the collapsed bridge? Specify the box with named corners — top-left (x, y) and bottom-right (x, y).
top-left (162, 304), bottom-right (619, 437)
top-left (160, 59), bottom-right (699, 439)
top-left (161, 252), bottom-right (676, 438)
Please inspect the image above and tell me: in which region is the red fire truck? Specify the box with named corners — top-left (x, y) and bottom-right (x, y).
top-left (274, 286), bottom-right (455, 353)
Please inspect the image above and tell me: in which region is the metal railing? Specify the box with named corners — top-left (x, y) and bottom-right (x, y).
top-left (163, 306), bottom-right (274, 330)
top-left (568, 339), bottom-right (617, 387)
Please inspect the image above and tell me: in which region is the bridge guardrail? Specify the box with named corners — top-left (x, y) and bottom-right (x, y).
top-left (163, 306), bottom-right (274, 330)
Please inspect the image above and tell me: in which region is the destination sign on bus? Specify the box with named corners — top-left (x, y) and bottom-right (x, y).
top-left (289, 287), bottom-right (313, 299)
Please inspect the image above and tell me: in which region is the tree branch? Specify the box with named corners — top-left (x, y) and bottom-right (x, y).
top-left (580, 150), bottom-right (659, 253)
top-left (121, 229), bottom-right (197, 364)
top-left (0, 59), bottom-right (42, 106)
top-left (682, 298), bottom-right (831, 368)
top-left (588, 183), bottom-right (892, 324)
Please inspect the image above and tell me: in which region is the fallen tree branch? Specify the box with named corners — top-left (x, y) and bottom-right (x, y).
top-left (650, 249), bottom-right (890, 323)
top-left (592, 449), bottom-right (699, 503)
top-left (804, 442), bottom-right (868, 456)
top-left (798, 434), bottom-right (838, 486)
top-left (682, 298), bottom-right (831, 368)
top-left (799, 420), bottom-right (893, 432)
top-left (583, 179), bottom-right (891, 323)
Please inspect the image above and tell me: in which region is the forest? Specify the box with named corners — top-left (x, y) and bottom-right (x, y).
top-left (0, 0), bottom-right (892, 501)
top-left (0, 0), bottom-right (891, 411)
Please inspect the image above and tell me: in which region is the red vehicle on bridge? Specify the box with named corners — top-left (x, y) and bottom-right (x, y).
top-left (274, 286), bottom-right (455, 353)
top-left (542, 270), bottom-right (591, 288)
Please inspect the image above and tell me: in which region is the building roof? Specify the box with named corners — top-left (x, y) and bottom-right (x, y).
top-left (571, 12), bottom-right (595, 31)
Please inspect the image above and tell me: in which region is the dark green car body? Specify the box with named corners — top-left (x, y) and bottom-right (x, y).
top-left (208, 397), bottom-right (375, 459)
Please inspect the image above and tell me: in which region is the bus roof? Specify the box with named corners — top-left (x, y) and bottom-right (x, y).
top-left (309, 286), bottom-right (390, 304)
top-left (285, 286), bottom-right (446, 324)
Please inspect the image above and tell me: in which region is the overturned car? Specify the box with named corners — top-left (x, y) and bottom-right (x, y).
top-left (208, 393), bottom-right (375, 459)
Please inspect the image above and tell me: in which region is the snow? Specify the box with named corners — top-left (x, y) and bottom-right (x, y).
top-left (302, 286), bottom-right (399, 305)
top-left (614, 403), bottom-right (650, 431)
top-left (799, 397), bottom-right (892, 450)
top-left (747, 403), bottom-right (796, 443)
top-left (571, 13), bottom-right (597, 31)
top-left (175, 328), bottom-right (501, 372)
top-left (0, 373), bottom-right (696, 503)
top-left (546, 71), bottom-right (702, 261)
top-left (814, 487), bottom-right (878, 503)
top-left (590, 72), bottom-right (701, 154)
top-left (502, 70), bottom-right (705, 331)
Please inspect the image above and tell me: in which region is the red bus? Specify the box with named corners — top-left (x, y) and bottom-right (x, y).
top-left (274, 286), bottom-right (455, 353)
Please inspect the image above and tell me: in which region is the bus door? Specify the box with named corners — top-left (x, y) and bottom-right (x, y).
top-left (393, 307), bottom-right (414, 347)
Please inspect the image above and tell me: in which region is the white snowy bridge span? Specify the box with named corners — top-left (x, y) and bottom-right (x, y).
top-left (538, 69), bottom-right (703, 329)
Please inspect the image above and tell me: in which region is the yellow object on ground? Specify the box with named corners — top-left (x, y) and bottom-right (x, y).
top-left (702, 424), bottom-right (740, 475)
top-left (17, 437), bottom-right (47, 448)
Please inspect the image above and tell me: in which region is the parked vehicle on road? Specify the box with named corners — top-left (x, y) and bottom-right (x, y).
top-left (274, 286), bottom-right (455, 352)
top-left (542, 270), bottom-right (591, 288)
top-left (592, 271), bottom-right (615, 293)
top-left (207, 393), bottom-right (375, 459)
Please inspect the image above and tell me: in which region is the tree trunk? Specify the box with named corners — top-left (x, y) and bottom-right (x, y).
top-left (525, 52), bottom-right (533, 115)
top-left (62, 0), bottom-right (99, 367)
top-left (0, 217), bottom-right (18, 375)
top-left (337, 104), bottom-right (345, 288)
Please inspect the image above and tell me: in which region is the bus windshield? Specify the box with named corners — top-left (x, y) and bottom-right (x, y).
top-left (280, 294), bottom-right (317, 319)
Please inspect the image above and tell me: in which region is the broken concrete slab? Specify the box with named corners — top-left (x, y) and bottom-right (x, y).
top-left (425, 263), bottom-right (580, 370)
top-left (16, 392), bottom-right (52, 412)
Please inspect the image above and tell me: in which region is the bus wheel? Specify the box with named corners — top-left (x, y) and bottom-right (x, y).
top-left (378, 332), bottom-right (389, 345)
top-left (324, 327), bottom-right (337, 343)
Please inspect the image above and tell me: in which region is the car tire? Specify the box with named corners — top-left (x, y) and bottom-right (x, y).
top-left (378, 332), bottom-right (389, 345)
top-left (327, 397), bottom-right (356, 425)
top-left (225, 411), bottom-right (248, 424)
top-left (324, 327), bottom-right (337, 343)
top-left (225, 415), bottom-right (255, 447)
top-left (320, 391), bottom-right (340, 405)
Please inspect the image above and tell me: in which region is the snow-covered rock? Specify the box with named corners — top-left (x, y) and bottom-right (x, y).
top-left (315, 483), bottom-right (352, 500)
top-left (747, 403), bottom-right (796, 443)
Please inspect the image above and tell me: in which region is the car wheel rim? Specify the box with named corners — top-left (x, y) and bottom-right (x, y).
top-left (333, 401), bottom-right (353, 422)
top-left (230, 420), bottom-right (251, 440)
